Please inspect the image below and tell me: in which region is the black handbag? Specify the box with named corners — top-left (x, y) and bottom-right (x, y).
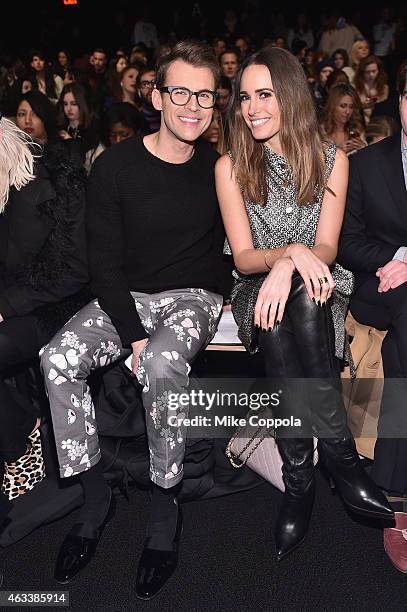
top-left (93, 361), bottom-right (146, 439)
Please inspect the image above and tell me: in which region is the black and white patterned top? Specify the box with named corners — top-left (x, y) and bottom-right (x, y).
top-left (224, 141), bottom-right (354, 360)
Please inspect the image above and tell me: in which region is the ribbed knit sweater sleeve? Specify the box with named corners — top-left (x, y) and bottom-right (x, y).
top-left (86, 154), bottom-right (148, 347)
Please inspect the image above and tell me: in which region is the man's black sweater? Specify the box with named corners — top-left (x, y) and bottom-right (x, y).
top-left (87, 135), bottom-right (224, 346)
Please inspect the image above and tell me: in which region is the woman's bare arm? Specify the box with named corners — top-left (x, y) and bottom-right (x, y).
top-left (215, 154), bottom-right (290, 275)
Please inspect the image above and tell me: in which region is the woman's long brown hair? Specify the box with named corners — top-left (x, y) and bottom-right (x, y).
top-left (228, 47), bottom-right (326, 206)
top-left (322, 83), bottom-right (365, 137)
top-left (354, 55), bottom-right (388, 99)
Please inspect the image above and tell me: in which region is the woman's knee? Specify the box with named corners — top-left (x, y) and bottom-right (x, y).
top-left (288, 273), bottom-right (321, 318)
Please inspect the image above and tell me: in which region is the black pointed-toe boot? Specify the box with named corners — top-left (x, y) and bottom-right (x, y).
top-left (301, 296), bottom-right (394, 523)
top-left (275, 436), bottom-right (315, 560)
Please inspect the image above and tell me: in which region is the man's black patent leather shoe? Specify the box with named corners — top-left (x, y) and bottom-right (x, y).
top-left (136, 509), bottom-right (183, 600)
top-left (54, 492), bottom-right (116, 584)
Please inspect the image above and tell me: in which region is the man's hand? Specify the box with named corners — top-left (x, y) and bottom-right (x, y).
top-left (376, 260), bottom-right (407, 292)
top-left (130, 338), bottom-right (149, 376)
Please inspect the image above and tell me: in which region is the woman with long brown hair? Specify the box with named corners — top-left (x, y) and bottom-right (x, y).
top-left (109, 64), bottom-right (140, 108)
top-left (354, 55), bottom-right (389, 123)
top-left (215, 47), bottom-right (393, 560)
top-left (28, 49), bottom-right (63, 104)
top-left (57, 82), bottom-right (98, 160)
top-left (321, 83), bottom-right (366, 154)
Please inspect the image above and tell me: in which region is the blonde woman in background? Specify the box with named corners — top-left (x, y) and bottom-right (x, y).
top-left (345, 39), bottom-right (370, 83)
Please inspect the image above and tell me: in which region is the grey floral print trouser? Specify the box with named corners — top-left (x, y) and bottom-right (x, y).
top-left (40, 289), bottom-right (222, 488)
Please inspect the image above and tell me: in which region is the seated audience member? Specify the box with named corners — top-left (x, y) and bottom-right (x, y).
top-left (291, 38), bottom-right (308, 64)
top-left (201, 108), bottom-right (225, 154)
top-left (212, 37), bottom-right (227, 58)
top-left (303, 48), bottom-right (317, 84)
top-left (137, 67), bottom-right (160, 133)
top-left (338, 61), bottom-right (407, 573)
top-left (215, 76), bottom-right (232, 148)
top-left (79, 48), bottom-right (109, 119)
top-left (57, 82), bottom-right (98, 161)
top-left (153, 44), bottom-right (172, 64)
top-left (326, 68), bottom-right (350, 91)
top-left (130, 43), bottom-right (149, 66)
top-left (219, 49), bottom-right (240, 85)
top-left (28, 49), bottom-right (63, 104)
top-left (219, 7), bottom-right (242, 45)
top-left (216, 75), bottom-right (232, 116)
top-left (312, 59), bottom-right (335, 113)
top-left (84, 102), bottom-right (148, 173)
top-left (0, 56), bottom-right (28, 118)
top-left (274, 36), bottom-right (286, 49)
top-left (54, 49), bottom-right (76, 86)
top-left (347, 39), bottom-right (371, 84)
top-left (332, 48), bottom-right (350, 72)
top-left (40, 41), bottom-right (225, 599)
top-left (0, 112), bottom-right (88, 500)
top-left (109, 52), bottom-right (129, 75)
top-left (234, 36), bottom-right (250, 61)
top-left (321, 83), bottom-right (366, 155)
top-left (354, 55), bottom-right (389, 124)
top-left (16, 90), bottom-right (84, 166)
top-left (110, 64), bottom-right (140, 108)
top-left (216, 46), bottom-right (393, 566)
top-left (365, 115), bottom-right (399, 144)
top-left (16, 90), bottom-right (59, 145)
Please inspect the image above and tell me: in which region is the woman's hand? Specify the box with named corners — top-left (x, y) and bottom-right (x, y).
top-left (343, 137), bottom-right (366, 154)
top-left (130, 338), bottom-right (149, 376)
top-left (58, 130), bottom-right (72, 140)
top-left (284, 243), bottom-right (335, 304)
top-left (362, 96), bottom-right (378, 109)
top-left (254, 258), bottom-right (294, 331)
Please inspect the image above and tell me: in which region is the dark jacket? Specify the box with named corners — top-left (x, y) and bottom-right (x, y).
top-left (0, 141), bottom-right (90, 334)
top-left (338, 132), bottom-right (407, 289)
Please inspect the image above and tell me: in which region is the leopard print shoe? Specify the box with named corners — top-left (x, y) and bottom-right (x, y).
top-left (1, 428), bottom-right (46, 500)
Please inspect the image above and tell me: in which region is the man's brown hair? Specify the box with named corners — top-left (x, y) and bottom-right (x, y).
top-left (155, 40), bottom-right (220, 89)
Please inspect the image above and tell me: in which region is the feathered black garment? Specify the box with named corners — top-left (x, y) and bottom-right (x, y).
top-left (7, 140), bottom-right (91, 335)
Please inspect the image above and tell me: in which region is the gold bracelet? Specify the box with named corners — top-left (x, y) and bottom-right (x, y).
top-left (264, 250), bottom-right (272, 270)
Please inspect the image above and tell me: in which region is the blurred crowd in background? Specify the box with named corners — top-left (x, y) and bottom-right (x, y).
top-left (0, 4), bottom-right (406, 172)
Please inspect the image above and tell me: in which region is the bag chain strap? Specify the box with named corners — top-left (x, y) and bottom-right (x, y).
top-left (225, 421), bottom-right (276, 468)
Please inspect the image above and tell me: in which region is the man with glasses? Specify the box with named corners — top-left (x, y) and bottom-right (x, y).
top-left (137, 67), bottom-right (160, 133)
top-left (41, 41), bottom-right (224, 599)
